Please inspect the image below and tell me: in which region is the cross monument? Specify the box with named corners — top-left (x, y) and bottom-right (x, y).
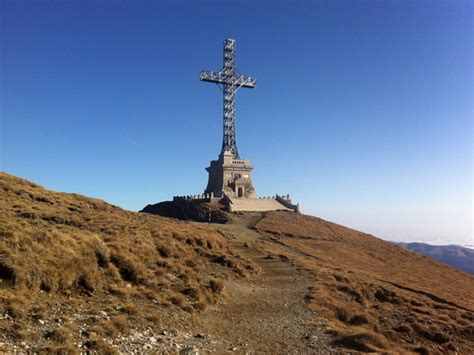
top-left (201, 39), bottom-right (257, 198)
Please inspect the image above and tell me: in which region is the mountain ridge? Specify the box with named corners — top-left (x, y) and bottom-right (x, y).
top-left (1, 172), bottom-right (472, 353)
top-left (396, 242), bottom-right (474, 275)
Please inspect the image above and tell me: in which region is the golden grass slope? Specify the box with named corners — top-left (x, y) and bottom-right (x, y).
top-left (2, 171), bottom-right (473, 353)
top-left (254, 211), bottom-right (474, 353)
top-left (0, 172), bottom-right (256, 352)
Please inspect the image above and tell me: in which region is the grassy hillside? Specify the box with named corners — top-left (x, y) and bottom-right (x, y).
top-left (254, 211), bottom-right (474, 353)
top-left (1, 172), bottom-right (472, 353)
top-left (0, 172), bottom-right (256, 352)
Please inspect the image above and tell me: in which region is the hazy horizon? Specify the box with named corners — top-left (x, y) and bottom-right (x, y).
top-left (1, 1), bottom-right (472, 245)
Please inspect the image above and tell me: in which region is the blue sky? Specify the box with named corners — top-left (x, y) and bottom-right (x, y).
top-left (1, 0), bottom-right (472, 245)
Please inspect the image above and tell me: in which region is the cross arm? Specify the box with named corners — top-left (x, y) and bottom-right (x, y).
top-left (200, 70), bottom-right (257, 89)
top-left (200, 70), bottom-right (226, 85)
top-left (235, 75), bottom-right (256, 89)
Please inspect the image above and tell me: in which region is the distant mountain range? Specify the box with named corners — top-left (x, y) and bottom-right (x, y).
top-left (397, 242), bottom-right (474, 275)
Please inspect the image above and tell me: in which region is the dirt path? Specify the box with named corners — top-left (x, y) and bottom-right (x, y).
top-left (184, 215), bottom-right (333, 353)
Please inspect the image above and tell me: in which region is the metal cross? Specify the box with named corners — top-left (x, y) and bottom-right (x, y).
top-left (200, 38), bottom-right (256, 160)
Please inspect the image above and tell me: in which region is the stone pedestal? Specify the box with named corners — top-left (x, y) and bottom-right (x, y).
top-left (204, 150), bottom-right (257, 198)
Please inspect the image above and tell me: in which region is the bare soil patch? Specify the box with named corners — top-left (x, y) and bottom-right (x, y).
top-left (185, 215), bottom-right (333, 353)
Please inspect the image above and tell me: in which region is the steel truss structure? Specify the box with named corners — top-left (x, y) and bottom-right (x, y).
top-left (200, 38), bottom-right (256, 159)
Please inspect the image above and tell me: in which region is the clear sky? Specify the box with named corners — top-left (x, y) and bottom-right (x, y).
top-left (1, 0), bottom-right (472, 245)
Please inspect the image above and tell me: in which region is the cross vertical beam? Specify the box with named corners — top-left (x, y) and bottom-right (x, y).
top-left (200, 38), bottom-right (256, 159)
top-left (222, 39), bottom-right (238, 159)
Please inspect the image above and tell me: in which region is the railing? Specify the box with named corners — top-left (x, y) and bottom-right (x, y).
top-left (173, 193), bottom-right (216, 202)
top-left (275, 194), bottom-right (300, 213)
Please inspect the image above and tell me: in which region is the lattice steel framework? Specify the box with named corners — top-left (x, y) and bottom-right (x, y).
top-left (200, 38), bottom-right (256, 159)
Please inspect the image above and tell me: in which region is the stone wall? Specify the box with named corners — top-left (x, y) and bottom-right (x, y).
top-left (275, 194), bottom-right (300, 213)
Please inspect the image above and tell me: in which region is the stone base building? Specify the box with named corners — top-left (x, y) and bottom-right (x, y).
top-left (204, 151), bottom-right (256, 198)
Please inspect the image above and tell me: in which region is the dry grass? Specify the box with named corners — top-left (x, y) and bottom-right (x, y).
top-left (254, 211), bottom-right (474, 353)
top-left (3, 171), bottom-right (472, 353)
top-left (0, 172), bottom-right (256, 351)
